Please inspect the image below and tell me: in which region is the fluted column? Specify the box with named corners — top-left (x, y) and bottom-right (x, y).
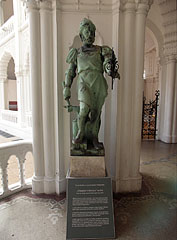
top-left (117, 1), bottom-right (138, 192)
top-left (0, 79), bottom-right (6, 109)
top-left (40, 0), bottom-right (56, 194)
top-left (162, 56), bottom-right (177, 143)
top-left (22, 67), bottom-right (32, 127)
top-left (52, 0), bottom-right (66, 194)
top-left (26, 0), bottom-right (45, 193)
top-left (131, 3), bottom-right (149, 177)
top-left (15, 71), bottom-right (26, 127)
top-left (157, 0), bottom-right (177, 143)
top-left (0, 59), bottom-right (8, 110)
top-left (114, 0), bottom-right (152, 193)
top-left (0, 0), bottom-right (4, 26)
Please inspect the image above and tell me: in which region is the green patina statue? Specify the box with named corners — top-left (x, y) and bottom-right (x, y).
top-left (63, 18), bottom-right (119, 156)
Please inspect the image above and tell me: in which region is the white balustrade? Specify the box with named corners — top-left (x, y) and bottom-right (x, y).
top-left (0, 109), bottom-right (18, 124)
top-left (0, 140), bottom-right (33, 199)
top-left (0, 16), bottom-right (15, 42)
top-left (26, 111), bottom-right (32, 127)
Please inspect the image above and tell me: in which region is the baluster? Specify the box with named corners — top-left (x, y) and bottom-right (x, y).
top-left (0, 162), bottom-right (9, 193)
top-left (18, 158), bottom-right (26, 187)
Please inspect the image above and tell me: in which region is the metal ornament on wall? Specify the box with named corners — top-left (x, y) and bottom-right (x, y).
top-left (142, 90), bottom-right (160, 140)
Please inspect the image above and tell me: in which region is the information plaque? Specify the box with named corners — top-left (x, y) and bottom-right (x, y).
top-left (66, 177), bottom-right (115, 239)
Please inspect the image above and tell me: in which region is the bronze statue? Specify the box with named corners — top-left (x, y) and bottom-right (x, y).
top-left (63, 18), bottom-right (119, 155)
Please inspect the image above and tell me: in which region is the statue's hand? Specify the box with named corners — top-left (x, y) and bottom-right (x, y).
top-left (115, 71), bottom-right (120, 79)
top-left (63, 86), bottom-right (71, 100)
top-left (113, 71), bottom-right (120, 79)
top-left (64, 99), bottom-right (73, 112)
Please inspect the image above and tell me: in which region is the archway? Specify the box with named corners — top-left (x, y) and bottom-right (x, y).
top-left (144, 27), bottom-right (160, 102)
top-left (5, 57), bottom-right (17, 111)
top-left (142, 25), bottom-right (162, 140)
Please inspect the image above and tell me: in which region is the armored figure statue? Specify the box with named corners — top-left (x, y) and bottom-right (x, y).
top-left (63, 18), bottom-right (119, 155)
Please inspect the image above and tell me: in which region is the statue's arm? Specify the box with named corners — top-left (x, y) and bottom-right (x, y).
top-left (63, 63), bottom-right (77, 102)
top-left (63, 48), bottom-right (77, 103)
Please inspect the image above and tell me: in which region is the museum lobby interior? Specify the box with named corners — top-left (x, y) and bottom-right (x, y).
top-left (0, 0), bottom-right (176, 239)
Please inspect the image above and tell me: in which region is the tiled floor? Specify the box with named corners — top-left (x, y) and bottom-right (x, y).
top-left (0, 140), bottom-right (176, 240)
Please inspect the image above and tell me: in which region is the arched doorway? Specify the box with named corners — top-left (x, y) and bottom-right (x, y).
top-left (5, 57), bottom-right (17, 111)
top-left (142, 27), bottom-right (161, 139)
top-left (144, 27), bottom-right (160, 102)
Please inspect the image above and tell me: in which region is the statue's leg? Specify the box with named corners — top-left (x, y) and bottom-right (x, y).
top-left (92, 111), bottom-right (103, 149)
top-left (74, 102), bottom-right (89, 144)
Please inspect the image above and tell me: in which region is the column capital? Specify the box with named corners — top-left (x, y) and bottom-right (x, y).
top-left (165, 54), bottom-right (177, 64)
top-left (136, 1), bottom-right (153, 15)
top-left (22, 0), bottom-right (40, 11)
top-left (120, 1), bottom-right (136, 13)
top-left (120, 0), bottom-right (153, 13)
top-left (40, 0), bottom-right (53, 11)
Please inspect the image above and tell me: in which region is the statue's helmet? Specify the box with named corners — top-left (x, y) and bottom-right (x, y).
top-left (79, 18), bottom-right (96, 40)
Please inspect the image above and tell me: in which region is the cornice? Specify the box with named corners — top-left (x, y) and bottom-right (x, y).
top-left (165, 54), bottom-right (177, 63)
top-left (163, 41), bottom-right (177, 58)
top-left (22, 0), bottom-right (154, 13)
top-left (163, 18), bottom-right (177, 27)
top-left (57, 0), bottom-right (113, 13)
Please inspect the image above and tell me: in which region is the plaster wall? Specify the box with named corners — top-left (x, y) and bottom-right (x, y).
top-left (3, 0), bottom-right (14, 23)
top-left (147, 0), bottom-right (164, 35)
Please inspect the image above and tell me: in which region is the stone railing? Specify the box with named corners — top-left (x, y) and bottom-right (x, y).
top-left (0, 109), bottom-right (18, 124)
top-left (0, 140), bottom-right (33, 199)
top-left (0, 16), bottom-right (15, 43)
top-left (26, 111), bottom-right (32, 127)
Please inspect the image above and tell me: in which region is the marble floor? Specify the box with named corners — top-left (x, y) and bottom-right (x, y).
top-left (0, 140), bottom-right (176, 240)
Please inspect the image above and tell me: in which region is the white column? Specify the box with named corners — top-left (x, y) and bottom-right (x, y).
top-left (15, 72), bottom-right (26, 127)
top-left (0, 79), bottom-right (6, 109)
top-left (23, 67), bottom-right (32, 127)
top-left (162, 56), bottom-right (177, 143)
top-left (13, 0), bottom-right (22, 126)
top-left (53, 1), bottom-right (66, 194)
top-left (0, 60), bottom-right (8, 110)
top-left (40, 0), bottom-right (56, 194)
top-left (114, 0), bottom-right (152, 193)
top-left (26, 0), bottom-right (45, 193)
top-left (115, 1), bottom-right (137, 192)
top-left (0, 0), bottom-right (4, 26)
top-left (131, 3), bottom-right (148, 178)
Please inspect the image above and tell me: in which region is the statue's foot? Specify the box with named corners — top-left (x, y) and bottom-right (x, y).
top-left (73, 131), bottom-right (83, 144)
top-left (93, 137), bottom-right (103, 150)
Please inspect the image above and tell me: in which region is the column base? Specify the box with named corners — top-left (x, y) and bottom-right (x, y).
top-left (113, 174), bottom-right (142, 193)
top-left (32, 176), bottom-right (44, 194)
top-left (55, 176), bottom-right (66, 194)
top-left (160, 134), bottom-right (177, 143)
top-left (44, 177), bottom-right (56, 194)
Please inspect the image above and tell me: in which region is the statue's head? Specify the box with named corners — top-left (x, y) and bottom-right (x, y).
top-left (79, 18), bottom-right (96, 46)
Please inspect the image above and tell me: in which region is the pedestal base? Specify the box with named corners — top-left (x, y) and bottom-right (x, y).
top-left (70, 156), bottom-right (106, 177)
top-left (66, 175), bottom-right (115, 239)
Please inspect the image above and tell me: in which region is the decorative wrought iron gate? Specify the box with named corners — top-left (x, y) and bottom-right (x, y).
top-left (142, 90), bottom-right (160, 139)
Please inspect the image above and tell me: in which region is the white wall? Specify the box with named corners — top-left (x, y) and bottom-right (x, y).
top-left (4, 79), bottom-right (17, 109)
